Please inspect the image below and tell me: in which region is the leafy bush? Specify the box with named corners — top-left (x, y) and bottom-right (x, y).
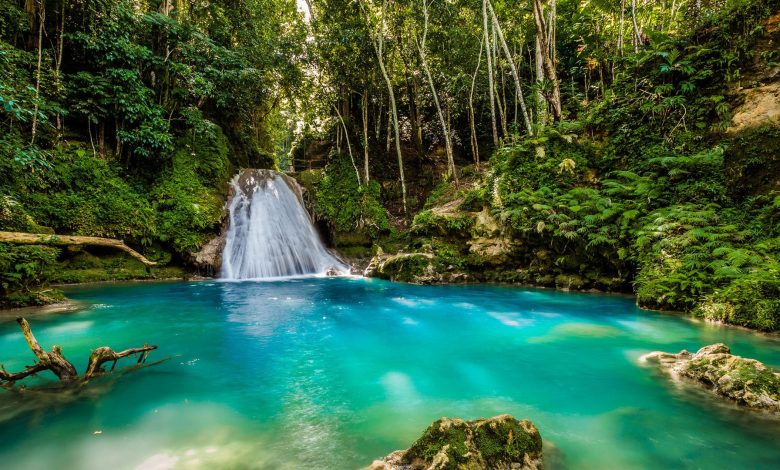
top-left (150, 141), bottom-right (227, 256)
top-left (314, 153), bottom-right (391, 238)
top-left (21, 146), bottom-right (157, 243)
top-left (0, 243), bottom-right (60, 307)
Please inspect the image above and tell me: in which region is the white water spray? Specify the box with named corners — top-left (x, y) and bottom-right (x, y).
top-left (220, 169), bottom-right (349, 279)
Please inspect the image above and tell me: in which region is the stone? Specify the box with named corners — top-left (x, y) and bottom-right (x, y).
top-left (191, 233), bottom-right (225, 276)
top-left (642, 343), bottom-right (780, 412)
top-left (364, 252), bottom-right (434, 283)
top-left (728, 82), bottom-right (780, 133)
top-left (367, 415), bottom-right (543, 470)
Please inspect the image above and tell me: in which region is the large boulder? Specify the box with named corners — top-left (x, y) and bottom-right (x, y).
top-left (367, 415), bottom-right (543, 470)
top-left (642, 343), bottom-right (780, 412)
top-left (365, 252), bottom-right (436, 283)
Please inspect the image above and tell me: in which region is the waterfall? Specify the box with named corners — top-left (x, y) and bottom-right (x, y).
top-left (220, 169), bottom-right (349, 280)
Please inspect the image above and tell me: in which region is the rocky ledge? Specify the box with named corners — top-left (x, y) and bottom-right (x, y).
top-left (367, 415), bottom-right (543, 470)
top-left (642, 343), bottom-right (780, 412)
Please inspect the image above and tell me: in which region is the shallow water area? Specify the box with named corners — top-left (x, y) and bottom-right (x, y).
top-left (1, 278), bottom-right (779, 469)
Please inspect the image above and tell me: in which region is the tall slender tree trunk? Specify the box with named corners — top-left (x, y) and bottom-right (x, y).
top-left (631, 0), bottom-right (643, 52)
top-left (386, 103), bottom-right (392, 154)
top-left (491, 22), bottom-right (507, 138)
top-left (469, 37), bottom-right (484, 164)
top-left (417, 0), bottom-right (457, 182)
top-left (367, 0), bottom-right (407, 213)
top-left (55, 0), bottom-right (65, 133)
top-left (482, 0), bottom-right (499, 147)
top-left (362, 91), bottom-right (370, 183)
top-left (535, 36), bottom-right (546, 127)
top-left (488, 0), bottom-right (533, 135)
top-left (399, 49), bottom-right (423, 154)
top-left (333, 103), bottom-right (361, 185)
top-left (532, 0), bottom-right (562, 120)
top-left (30, 0), bottom-right (45, 145)
top-left (618, 0), bottom-right (625, 56)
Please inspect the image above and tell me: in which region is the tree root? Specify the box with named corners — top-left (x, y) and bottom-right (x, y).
top-left (1, 318), bottom-right (157, 388)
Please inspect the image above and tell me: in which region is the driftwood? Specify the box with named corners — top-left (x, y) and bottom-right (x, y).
top-left (0, 318), bottom-right (157, 387)
top-left (0, 231), bottom-right (156, 266)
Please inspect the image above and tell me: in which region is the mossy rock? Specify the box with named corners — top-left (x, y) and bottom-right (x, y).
top-left (370, 253), bottom-right (433, 283)
top-left (368, 415), bottom-right (543, 470)
top-left (46, 250), bottom-right (185, 284)
top-left (643, 343), bottom-right (780, 412)
top-left (554, 274), bottom-right (587, 291)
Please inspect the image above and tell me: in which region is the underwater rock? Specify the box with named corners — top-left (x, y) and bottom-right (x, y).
top-left (367, 415), bottom-right (543, 470)
top-left (642, 343), bottom-right (780, 412)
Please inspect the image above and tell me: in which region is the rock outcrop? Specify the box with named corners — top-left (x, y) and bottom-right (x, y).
top-left (642, 343), bottom-right (780, 412)
top-left (191, 233), bottom-right (226, 276)
top-left (367, 415), bottom-right (543, 470)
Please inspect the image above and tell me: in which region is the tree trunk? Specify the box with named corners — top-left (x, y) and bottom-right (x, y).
top-left (491, 22), bottom-right (507, 138)
top-left (367, 0), bottom-right (407, 213)
top-left (535, 36), bottom-right (546, 127)
top-left (532, 0), bottom-right (562, 120)
top-left (16, 318), bottom-right (79, 384)
top-left (469, 37), bottom-right (484, 164)
top-left (417, 0), bottom-right (457, 183)
top-left (332, 103), bottom-right (361, 185)
top-left (0, 231), bottom-right (157, 266)
top-left (55, 0), bottom-right (65, 132)
top-left (631, 0), bottom-right (643, 52)
top-left (29, 0), bottom-right (45, 145)
top-left (482, 0), bottom-right (499, 147)
top-left (362, 91), bottom-right (370, 183)
top-left (488, 0), bottom-right (533, 135)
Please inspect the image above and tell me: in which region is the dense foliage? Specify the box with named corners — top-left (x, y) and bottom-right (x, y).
top-left (0, 0), bottom-right (305, 303)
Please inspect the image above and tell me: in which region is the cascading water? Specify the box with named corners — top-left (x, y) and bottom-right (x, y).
top-left (220, 169), bottom-right (349, 279)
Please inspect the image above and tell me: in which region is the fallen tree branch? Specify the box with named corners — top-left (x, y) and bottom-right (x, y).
top-left (84, 344), bottom-right (157, 379)
top-left (1, 318), bottom-right (158, 388)
top-left (0, 231), bottom-right (156, 266)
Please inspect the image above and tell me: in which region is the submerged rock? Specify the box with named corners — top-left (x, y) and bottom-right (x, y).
top-left (367, 415), bottom-right (543, 470)
top-left (642, 343), bottom-right (780, 412)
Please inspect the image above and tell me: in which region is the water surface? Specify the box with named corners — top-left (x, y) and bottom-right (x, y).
top-left (1, 278), bottom-right (779, 469)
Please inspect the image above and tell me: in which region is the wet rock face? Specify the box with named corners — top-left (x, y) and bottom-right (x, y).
top-left (642, 343), bottom-right (780, 412)
top-left (367, 415), bottom-right (543, 470)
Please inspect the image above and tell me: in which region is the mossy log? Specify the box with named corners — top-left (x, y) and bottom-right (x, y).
top-left (0, 231), bottom-right (156, 267)
top-left (0, 318), bottom-right (157, 387)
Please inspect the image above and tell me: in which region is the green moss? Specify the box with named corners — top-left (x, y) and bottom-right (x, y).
top-left (473, 419), bottom-right (542, 467)
top-left (411, 210), bottom-right (474, 237)
top-left (404, 419), bottom-right (469, 468)
top-left (313, 154), bottom-right (391, 238)
top-left (378, 254), bottom-right (431, 283)
top-left (45, 251), bottom-right (185, 284)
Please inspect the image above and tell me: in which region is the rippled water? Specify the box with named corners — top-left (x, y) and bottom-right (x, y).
top-left (1, 278), bottom-right (779, 469)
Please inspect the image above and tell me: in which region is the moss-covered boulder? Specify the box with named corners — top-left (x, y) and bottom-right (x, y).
top-left (642, 343), bottom-right (780, 412)
top-left (365, 252), bottom-right (435, 283)
top-left (367, 415), bottom-right (543, 470)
